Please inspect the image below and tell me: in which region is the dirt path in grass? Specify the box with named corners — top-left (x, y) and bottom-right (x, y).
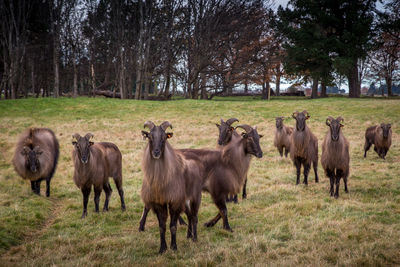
top-left (0, 197), bottom-right (64, 265)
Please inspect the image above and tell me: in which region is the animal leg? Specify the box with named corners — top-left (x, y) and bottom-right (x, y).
top-left (35, 179), bottom-right (42, 195)
top-left (326, 169), bottom-right (335, 197)
top-left (216, 199), bottom-right (232, 232)
top-left (139, 206), bottom-right (150, 232)
top-left (154, 204), bottom-right (168, 254)
top-left (93, 186), bottom-right (102, 213)
top-left (81, 186), bottom-right (91, 218)
top-left (343, 173), bottom-right (349, 193)
top-left (103, 182), bottom-right (112, 212)
top-left (45, 178), bottom-right (51, 197)
top-left (204, 213), bottom-right (221, 228)
top-left (364, 140), bottom-right (372, 158)
top-left (178, 215), bottom-right (187, 225)
top-left (284, 147), bottom-right (289, 158)
top-left (31, 181), bottom-right (37, 194)
top-left (303, 162), bottom-right (310, 185)
top-left (242, 176), bottom-right (248, 199)
top-left (185, 209), bottom-right (193, 239)
top-left (190, 199), bottom-right (201, 242)
top-left (114, 177), bottom-right (126, 211)
top-left (334, 170), bottom-right (342, 199)
top-left (278, 146), bottom-right (283, 157)
top-left (226, 194), bottom-right (233, 202)
top-left (168, 206), bottom-right (180, 251)
top-left (295, 157), bottom-right (301, 185)
top-left (313, 160), bottom-right (319, 183)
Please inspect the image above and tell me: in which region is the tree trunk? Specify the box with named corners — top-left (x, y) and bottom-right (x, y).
top-left (31, 58), bottom-right (35, 96)
top-left (73, 54), bottom-right (78, 98)
top-left (119, 47), bottom-right (125, 99)
top-left (244, 79), bottom-right (248, 93)
top-left (261, 82), bottom-right (267, 99)
top-left (90, 63), bottom-right (95, 97)
top-left (321, 80), bottom-right (327, 97)
top-left (200, 73), bottom-right (207, 99)
top-left (267, 82), bottom-right (271, 100)
top-left (347, 60), bottom-right (360, 98)
top-left (135, 67), bottom-right (142, 100)
top-left (53, 32), bottom-right (60, 98)
top-left (143, 72), bottom-right (150, 100)
top-left (311, 77), bottom-right (318, 99)
top-left (386, 77), bottom-right (392, 96)
top-left (164, 68), bottom-right (171, 97)
top-left (275, 74), bottom-right (281, 96)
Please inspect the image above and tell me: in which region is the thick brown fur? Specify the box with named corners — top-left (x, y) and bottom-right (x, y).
top-left (140, 121), bottom-right (204, 254)
top-left (290, 111), bottom-right (319, 185)
top-left (321, 117), bottom-right (350, 198)
top-left (274, 117), bottom-right (293, 158)
top-left (364, 124), bottom-right (392, 159)
top-left (72, 135), bottom-right (125, 218)
top-left (13, 128), bottom-right (59, 196)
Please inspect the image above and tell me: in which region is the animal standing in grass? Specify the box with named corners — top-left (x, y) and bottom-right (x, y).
top-left (364, 123), bottom-right (392, 160)
top-left (72, 133), bottom-right (125, 218)
top-left (181, 124), bottom-right (263, 232)
top-left (216, 118), bottom-right (248, 203)
top-left (274, 116), bottom-right (293, 158)
top-left (13, 128), bottom-right (59, 197)
top-left (321, 117), bottom-right (350, 198)
top-left (141, 121), bottom-right (204, 254)
top-left (290, 111), bottom-right (319, 185)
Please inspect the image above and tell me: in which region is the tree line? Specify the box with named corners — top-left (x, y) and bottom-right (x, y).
top-left (0, 0), bottom-right (399, 100)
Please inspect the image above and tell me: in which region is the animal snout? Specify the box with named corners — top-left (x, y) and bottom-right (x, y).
top-left (30, 165), bottom-right (37, 173)
top-left (153, 149), bottom-right (161, 159)
top-left (81, 157), bottom-right (88, 164)
top-left (257, 152), bottom-right (263, 158)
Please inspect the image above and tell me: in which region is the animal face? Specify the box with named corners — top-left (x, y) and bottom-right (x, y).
top-left (216, 122), bottom-right (234, 146)
top-left (72, 133), bottom-right (94, 164)
top-left (142, 121), bottom-right (173, 159)
top-left (326, 117), bottom-right (343, 142)
top-left (381, 123), bottom-right (391, 139)
top-left (292, 111), bottom-right (310, 131)
top-left (21, 146), bottom-right (42, 173)
top-left (237, 126), bottom-right (263, 158)
top-left (275, 117), bottom-right (284, 129)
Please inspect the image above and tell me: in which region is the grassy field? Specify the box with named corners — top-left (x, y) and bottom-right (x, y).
top-left (0, 96), bottom-right (399, 266)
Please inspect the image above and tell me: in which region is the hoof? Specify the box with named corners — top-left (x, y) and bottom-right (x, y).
top-left (204, 221), bottom-right (215, 228)
top-left (224, 226), bottom-right (233, 232)
top-left (138, 226), bottom-right (145, 232)
top-left (159, 246), bottom-right (167, 254)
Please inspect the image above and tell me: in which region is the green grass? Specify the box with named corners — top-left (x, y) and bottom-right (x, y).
top-left (0, 96), bottom-right (399, 266)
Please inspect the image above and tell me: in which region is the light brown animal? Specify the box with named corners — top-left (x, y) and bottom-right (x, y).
top-left (321, 116), bottom-right (350, 198)
top-left (72, 133), bottom-right (125, 218)
top-left (290, 111), bottom-right (319, 185)
top-left (364, 123), bottom-right (392, 159)
top-left (274, 116), bottom-right (293, 158)
top-left (13, 128), bottom-right (59, 196)
top-left (140, 121), bottom-right (203, 254)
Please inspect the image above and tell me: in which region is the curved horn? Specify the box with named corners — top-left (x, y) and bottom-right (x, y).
top-left (235, 124), bottom-right (253, 133)
top-left (72, 133), bottom-right (81, 141)
top-left (220, 118), bottom-right (224, 124)
top-left (144, 121), bottom-right (155, 130)
top-left (161, 121), bottom-right (172, 131)
top-left (84, 133), bottom-right (94, 141)
top-left (292, 111), bottom-right (299, 119)
top-left (226, 118), bottom-right (239, 126)
top-left (302, 110), bottom-right (309, 116)
top-left (337, 116), bottom-right (344, 123)
top-left (326, 116), bottom-right (334, 126)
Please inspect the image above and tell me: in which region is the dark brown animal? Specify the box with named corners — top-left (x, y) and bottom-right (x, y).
top-left (290, 111), bottom-right (319, 185)
top-left (140, 121), bottom-right (203, 254)
top-left (181, 124), bottom-right (263, 232)
top-left (216, 118), bottom-right (248, 203)
top-left (321, 116), bottom-right (350, 198)
top-left (72, 133), bottom-right (125, 218)
top-left (13, 128), bottom-right (59, 196)
top-left (274, 116), bottom-right (293, 158)
top-left (364, 123), bottom-right (392, 159)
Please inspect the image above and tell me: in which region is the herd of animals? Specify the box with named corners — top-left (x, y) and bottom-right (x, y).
top-left (11, 110), bottom-right (393, 254)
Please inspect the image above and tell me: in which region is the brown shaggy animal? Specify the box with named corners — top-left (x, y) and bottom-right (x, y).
top-left (216, 118), bottom-right (249, 203)
top-left (321, 116), bottom-right (350, 198)
top-left (274, 116), bottom-right (293, 158)
top-left (181, 124), bottom-right (263, 232)
top-left (72, 133), bottom-right (125, 218)
top-left (290, 111), bottom-right (319, 185)
top-left (364, 123), bottom-right (392, 160)
top-left (140, 121), bottom-right (203, 254)
top-left (13, 128), bottom-right (59, 197)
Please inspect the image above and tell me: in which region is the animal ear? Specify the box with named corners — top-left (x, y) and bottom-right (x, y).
top-left (259, 134), bottom-right (263, 138)
top-left (241, 132), bottom-right (248, 138)
top-left (388, 124), bottom-right (391, 128)
top-left (216, 123), bottom-right (220, 128)
top-left (305, 114), bottom-right (310, 120)
top-left (292, 111), bottom-right (298, 119)
top-left (21, 146), bottom-right (29, 155)
top-left (141, 131), bottom-right (149, 140)
top-left (166, 132), bottom-right (173, 139)
top-left (230, 127), bottom-right (234, 131)
top-left (72, 134), bottom-right (80, 145)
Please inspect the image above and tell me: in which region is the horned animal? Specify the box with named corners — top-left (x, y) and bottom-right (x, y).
top-left (216, 118), bottom-right (248, 203)
top-left (364, 123), bottom-right (392, 160)
top-left (290, 111), bottom-right (319, 185)
top-left (13, 128), bottom-right (59, 197)
top-left (140, 121), bottom-right (204, 254)
top-left (72, 133), bottom-right (125, 218)
top-left (274, 116), bottom-right (293, 158)
top-left (321, 116), bottom-right (350, 198)
top-left (181, 124), bottom-right (263, 232)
